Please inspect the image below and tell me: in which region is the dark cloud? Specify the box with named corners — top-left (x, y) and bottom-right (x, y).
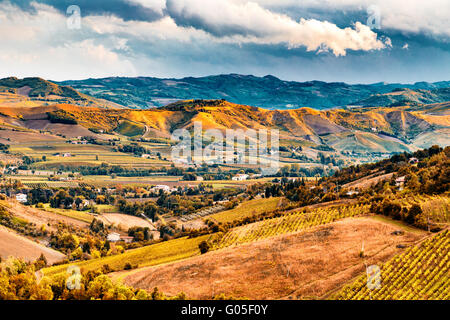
top-left (7, 0), bottom-right (164, 22)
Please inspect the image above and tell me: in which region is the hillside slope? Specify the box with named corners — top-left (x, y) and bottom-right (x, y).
top-left (0, 77), bottom-right (124, 109)
top-left (0, 99), bottom-right (449, 152)
top-left (58, 74), bottom-right (450, 109)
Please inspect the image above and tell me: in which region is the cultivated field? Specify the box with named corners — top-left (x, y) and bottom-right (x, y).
top-left (42, 204), bottom-right (94, 223)
top-left (0, 225), bottom-right (65, 264)
top-left (333, 229), bottom-right (449, 300)
top-left (213, 203), bottom-right (370, 249)
top-left (97, 213), bottom-right (156, 230)
top-left (4, 200), bottom-right (89, 231)
top-left (42, 234), bottom-right (214, 277)
top-left (208, 197), bottom-right (283, 224)
top-left (118, 217), bottom-right (423, 299)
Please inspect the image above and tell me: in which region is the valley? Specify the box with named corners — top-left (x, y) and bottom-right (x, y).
top-left (0, 77), bottom-right (448, 302)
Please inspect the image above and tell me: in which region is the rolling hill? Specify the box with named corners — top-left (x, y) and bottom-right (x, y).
top-left (0, 98), bottom-right (448, 155)
top-left (0, 77), bottom-right (124, 109)
top-left (57, 74), bottom-right (450, 109)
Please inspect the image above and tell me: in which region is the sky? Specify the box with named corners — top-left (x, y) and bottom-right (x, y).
top-left (0, 0), bottom-right (449, 84)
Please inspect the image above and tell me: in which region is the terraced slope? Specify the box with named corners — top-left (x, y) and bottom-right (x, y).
top-left (333, 229), bottom-right (449, 300)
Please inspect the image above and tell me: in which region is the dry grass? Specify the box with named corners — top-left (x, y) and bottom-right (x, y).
top-left (5, 200), bottom-right (89, 232)
top-left (0, 225), bottom-right (65, 264)
top-left (117, 217), bottom-right (424, 300)
top-left (98, 213), bottom-right (156, 231)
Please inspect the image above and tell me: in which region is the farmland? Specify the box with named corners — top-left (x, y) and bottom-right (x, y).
top-left (333, 229), bottom-right (449, 300)
top-left (0, 225), bottom-right (65, 264)
top-left (8, 141), bottom-right (172, 170)
top-left (118, 217), bottom-right (422, 299)
top-left (97, 213), bottom-right (156, 231)
top-left (208, 197), bottom-right (283, 224)
top-left (42, 234), bottom-right (214, 277)
top-left (41, 204), bottom-right (95, 223)
top-left (213, 203), bottom-right (370, 249)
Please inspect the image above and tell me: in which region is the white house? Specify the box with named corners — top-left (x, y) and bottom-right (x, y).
top-left (409, 157), bottom-right (419, 165)
top-left (395, 176), bottom-right (406, 190)
top-left (232, 174), bottom-right (249, 181)
top-left (63, 153), bottom-right (72, 157)
top-left (16, 193), bottom-right (28, 203)
top-left (81, 199), bottom-right (91, 208)
top-left (120, 235), bottom-right (134, 244)
top-left (107, 232), bottom-right (121, 242)
top-left (141, 154), bottom-right (152, 159)
top-left (346, 190), bottom-right (360, 196)
top-left (152, 185), bottom-right (171, 193)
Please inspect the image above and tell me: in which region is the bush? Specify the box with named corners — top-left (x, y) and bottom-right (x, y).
top-left (199, 240), bottom-right (210, 254)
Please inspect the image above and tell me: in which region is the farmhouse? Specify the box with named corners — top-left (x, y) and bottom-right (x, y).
top-left (395, 176), bottom-right (406, 190)
top-left (106, 233), bottom-right (134, 243)
top-left (409, 157), bottom-right (419, 165)
top-left (141, 154), bottom-right (152, 159)
top-left (346, 190), bottom-right (359, 196)
top-left (152, 185), bottom-right (171, 193)
top-left (107, 232), bottom-right (121, 242)
top-left (81, 199), bottom-right (91, 209)
top-left (232, 174), bottom-right (249, 181)
top-left (63, 153), bottom-right (72, 157)
top-left (120, 236), bottom-right (134, 244)
top-left (15, 193), bottom-right (28, 203)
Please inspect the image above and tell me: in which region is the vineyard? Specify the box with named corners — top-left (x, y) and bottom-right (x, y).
top-left (408, 194), bottom-right (450, 224)
top-left (209, 197), bottom-right (283, 224)
top-left (42, 234), bottom-right (215, 277)
top-left (213, 204), bottom-right (370, 249)
top-left (23, 181), bottom-right (80, 188)
top-left (333, 229), bottom-right (449, 300)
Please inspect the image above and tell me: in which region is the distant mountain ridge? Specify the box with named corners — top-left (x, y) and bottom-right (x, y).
top-left (0, 77), bottom-right (123, 109)
top-left (57, 74), bottom-right (450, 110)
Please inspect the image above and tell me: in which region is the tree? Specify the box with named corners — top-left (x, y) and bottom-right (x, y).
top-left (199, 240), bottom-right (210, 254)
top-left (406, 204), bottom-right (423, 225)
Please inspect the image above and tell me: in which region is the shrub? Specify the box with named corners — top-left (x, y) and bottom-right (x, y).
top-left (199, 240), bottom-right (210, 254)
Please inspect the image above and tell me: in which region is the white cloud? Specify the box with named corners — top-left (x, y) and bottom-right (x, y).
top-left (237, 0), bottom-right (450, 38)
top-left (166, 0), bottom-right (388, 56)
top-left (0, 2), bottom-right (136, 80)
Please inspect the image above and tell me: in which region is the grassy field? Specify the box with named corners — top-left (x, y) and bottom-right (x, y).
top-left (42, 234), bottom-right (214, 277)
top-left (96, 204), bottom-right (117, 213)
top-left (116, 120), bottom-right (145, 137)
top-left (209, 197), bottom-right (283, 224)
top-left (42, 204), bottom-right (94, 223)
